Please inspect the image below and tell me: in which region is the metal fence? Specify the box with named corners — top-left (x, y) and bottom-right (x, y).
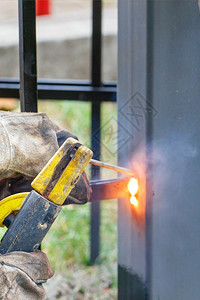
top-left (0, 0), bottom-right (117, 264)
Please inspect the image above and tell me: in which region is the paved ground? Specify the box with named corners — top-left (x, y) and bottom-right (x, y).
top-left (0, 0), bottom-right (117, 80)
top-left (0, 0), bottom-right (117, 23)
top-left (0, 0), bottom-right (117, 47)
top-left (0, 7), bottom-right (117, 47)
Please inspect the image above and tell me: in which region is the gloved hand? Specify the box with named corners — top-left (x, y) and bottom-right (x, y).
top-left (0, 111), bottom-right (91, 299)
top-left (0, 251), bottom-right (54, 300)
top-left (0, 111), bottom-right (91, 204)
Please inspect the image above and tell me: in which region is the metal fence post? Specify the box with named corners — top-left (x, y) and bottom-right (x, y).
top-left (18, 0), bottom-right (38, 112)
top-left (118, 0), bottom-right (200, 299)
top-left (118, 0), bottom-right (147, 298)
top-left (90, 0), bottom-right (102, 265)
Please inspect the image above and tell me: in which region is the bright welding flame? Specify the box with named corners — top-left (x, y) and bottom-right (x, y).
top-left (130, 196), bottom-right (138, 206)
top-left (128, 178), bottom-right (139, 207)
top-left (128, 178), bottom-right (139, 196)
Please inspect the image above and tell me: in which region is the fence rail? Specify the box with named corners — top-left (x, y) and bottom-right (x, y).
top-left (0, 79), bottom-right (116, 102)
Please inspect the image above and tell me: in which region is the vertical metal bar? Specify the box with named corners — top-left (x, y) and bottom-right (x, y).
top-left (90, 0), bottom-right (102, 264)
top-left (19, 0), bottom-right (38, 112)
top-left (145, 0), bottom-right (154, 296)
top-left (146, 2), bottom-right (200, 299)
top-left (91, 0), bottom-right (102, 86)
top-left (90, 102), bottom-right (101, 264)
top-left (118, 0), bottom-right (147, 298)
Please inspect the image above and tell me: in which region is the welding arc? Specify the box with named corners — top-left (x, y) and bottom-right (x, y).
top-left (89, 159), bottom-right (134, 176)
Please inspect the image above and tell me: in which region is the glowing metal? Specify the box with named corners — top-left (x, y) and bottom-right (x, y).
top-left (128, 178), bottom-right (139, 207)
top-left (130, 195), bottom-right (138, 207)
top-left (128, 178), bottom-right (139, 196)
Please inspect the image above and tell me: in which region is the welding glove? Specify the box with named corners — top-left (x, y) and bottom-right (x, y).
top-left (0, 250), bottom-right (54, 300)
top-left (0, 111), bottom-right (91, 204)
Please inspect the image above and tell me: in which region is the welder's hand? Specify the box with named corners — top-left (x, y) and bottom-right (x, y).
top-left (0, 111), bottom-right (91, 204)
top-left (0, 250), bottom-right (54, 300)
top-left (0, 111), bottom-right (60, 179)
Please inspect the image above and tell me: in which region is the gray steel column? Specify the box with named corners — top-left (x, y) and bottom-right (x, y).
top-left (118, 0), bottom-right (200, 299)
top-left (118, 0), bottom-right (147, 298)
top-left (148, 1), bottom-right (200, 299)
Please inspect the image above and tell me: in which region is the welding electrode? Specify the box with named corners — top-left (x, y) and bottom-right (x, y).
top-left (89, 159), bottom-right (134, 176)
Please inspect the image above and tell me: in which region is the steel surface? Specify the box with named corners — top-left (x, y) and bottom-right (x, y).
top-left (90, 178), bottom-right (130, 202)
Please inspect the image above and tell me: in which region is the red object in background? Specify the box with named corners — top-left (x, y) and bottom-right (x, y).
top-left (36, 0), bottom-right (51, 16)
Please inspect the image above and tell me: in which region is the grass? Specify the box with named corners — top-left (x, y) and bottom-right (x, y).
top-left (42, 199), bottom-right (117, 271)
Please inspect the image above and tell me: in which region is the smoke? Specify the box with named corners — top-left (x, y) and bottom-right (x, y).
top-left (126, 133), bottom-right (199, 213)
top-left (151, 135), bottom-right (198, 179)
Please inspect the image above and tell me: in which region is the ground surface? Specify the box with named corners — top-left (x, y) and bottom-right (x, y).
top-left (0, 0), bottom-right (117, 23)
top-left (44, 263), bottom-right (117, 299)
top-left (0, 0), bottom-right (117, 80)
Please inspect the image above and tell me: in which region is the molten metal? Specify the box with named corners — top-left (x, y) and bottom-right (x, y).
top-left (130, 196), bottom-right (138, 206)
top-left (128, 178), bottom-right (138, 196)
top-left (128, 178), bottom-right (139, 206)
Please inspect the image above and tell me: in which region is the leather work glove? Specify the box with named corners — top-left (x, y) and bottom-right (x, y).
top-left (0, 251), bottom-right (54, 300)
top-left (0, 111), bottom-right (91, 299)
top-left (0, 111), bottom-right (91, 204)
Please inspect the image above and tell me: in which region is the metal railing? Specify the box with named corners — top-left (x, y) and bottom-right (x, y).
top-left (0, 0), bottom-right (117, 264)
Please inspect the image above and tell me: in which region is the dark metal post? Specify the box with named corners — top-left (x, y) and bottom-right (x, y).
top-left (146, 1), bottom-right (200, 299)
top-left (118, 0), bottom-right (200, 299)
top-left (90, 0), bottom-right (102, 264)
top-left (118, 0), bottom-right (147, 298)
top-left (18, 0), bottom-right (38, 112)
top-left (90, 102), bottom-right (101, 264)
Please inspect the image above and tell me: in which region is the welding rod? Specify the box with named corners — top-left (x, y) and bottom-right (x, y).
top-left (89, 159), bottom-right (134, 176)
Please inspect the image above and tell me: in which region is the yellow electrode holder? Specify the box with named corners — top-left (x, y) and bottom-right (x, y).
top-left (31, 137), bottom-right (93, 205)
top-left (0, 138), bottom-right (93, 226)
top-left (0, 193), bottom-right (28, 227)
